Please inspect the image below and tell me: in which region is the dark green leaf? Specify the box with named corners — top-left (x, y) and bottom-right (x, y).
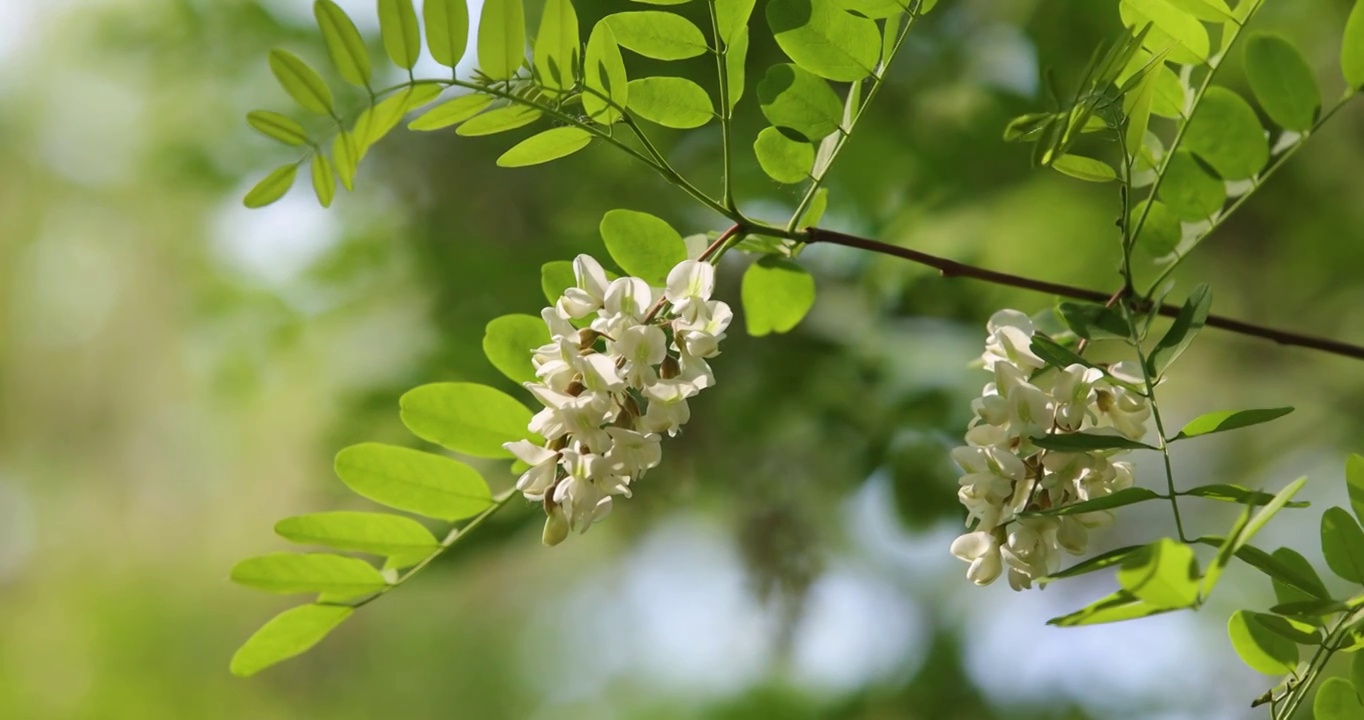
top-left (1041, 545), bottom-right (1146, 583)
top-left (606, 11), bottom-right (709, 60)
top-left (1029, 335), bottom-right (1097, 370)
top-left (1271, 546), bottom-right (1331, 605)
top-left (399, 382), bottom-right (535, 458)
top-left (1147, 283), bottom-right (1210, 376)
top-left (757, 63), bottom-right (842, 142)
top-left (408, 94), bottom-right (495, 131)
top-left (599, 209), bottom-right (688, 286)
top-left (1020, 487), bottom-right (1161, 517)
top-left (379, 0), bottom-right (423, 70)
top-left (246, 110), bottom-right (309, 146)
top-left (274, 511), bottom-right (440, 568)
top-left (626, 77), bottom-right (714, 129)
top-left (741, 256), bottom-right (816, 336)
top-left (483, 314), bottom-right (551, 384)
top-left (1244, 33), bottom-right (1320, 132)
top-left (766, 0), bottom-right (880, 81)
top-left (1057, 302), bottom-right (1132, 340)
top-left (753, 126), bottom-right (813, 184)
top-left (478, 0), bottom-right (527, 80)
top-left (1227, 609), bottom-right (1299, 674)
top-left (1172, 407), bottom-right (1294, 440)
top-left (1131, 199), bottom-right (1181, 257)
top-left (455, 105), bottom-right (541, 136)
top-left (1269, 599), bottom-right (1349, 618)
top-left (1029, 434), bottom-right (1157, 452)
top-left (533, 0), bottom-right (580, 94)
top-left (424, 0), bottom-right (470, 68)
top-left (269, 50), bottom-right (335, 115)
top-left (230, 605), bottom-right (353, 677)
top-left (497, 127), bottom-right (593, 167)
top-left (243, 164), bottom-right (298, 209)
top-left (1323, 505), bottom-right (1364, 583)
top-left (334, 442), bottom-right (495, 519)
top-left (1181, 483), bottom-right (1308, 508)
top-left (315, 0), bottom-right (372, 88)
top-left (310, 153), bottom-right (335, 208)
top-left (1183, 87), bottom-right (1268, 180)
top-left (231, 552), bottom-right (387, 598)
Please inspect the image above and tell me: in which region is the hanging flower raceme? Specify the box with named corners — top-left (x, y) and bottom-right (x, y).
top-left (950, 310), bottom-right (1151, 590)
top-left (506, 255), bottom-right (731, 545)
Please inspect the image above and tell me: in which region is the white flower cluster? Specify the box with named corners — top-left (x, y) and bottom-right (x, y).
top-left (503, 254), bottom-right (732, 545)
top-left (950, 310), bottom-right (1152, 590)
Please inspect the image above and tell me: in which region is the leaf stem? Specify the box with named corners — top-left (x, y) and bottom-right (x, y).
top-left (707, 0), bottom-right (736, 212)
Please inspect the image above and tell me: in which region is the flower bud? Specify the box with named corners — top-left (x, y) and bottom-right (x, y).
top-left (542, 507), bottom-right (570, 546)
top-left (659, 355), bottom-right (680, 379)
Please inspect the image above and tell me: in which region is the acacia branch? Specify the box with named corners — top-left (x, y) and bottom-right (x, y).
top-left (802, 227), bottom-right (1364, 362)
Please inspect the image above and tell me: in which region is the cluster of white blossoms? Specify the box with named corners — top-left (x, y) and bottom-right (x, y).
top-left (950, 310), bottom-right (1152, 590)
top-left (503, 254), bottom-right (732, 546)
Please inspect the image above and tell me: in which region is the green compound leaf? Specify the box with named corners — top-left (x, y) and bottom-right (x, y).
top-left (1029, 434), bottom-right (1158, 452)
top-left (409, 94), bottom-right (495, 131)
top-left (533, 0), bottom-right (580, 94)
top-left (757, 63), bottom-right (842, 142)
top-left (335, 442), bottom-right (495, 520)
top-left (455, 105), bottom-right (541, 136)
top-left (1316, 677), bottom-right (1364, 720)
top-left (400, 382), bottom-right (535, 459)
top-left (483, 314), bottom-right (551, 384)
top-left (310, 153), bottom-right (335, 208)
top-left (1183, 86), bottom-right (1268, 181)
top-left (605, 11), bottom-right (709, 60)
top-left (626, 77), bottom-right (714, 129)
top-left (541, 260), bottom-right (576, 303)
top-left (1131, 199), bottom-right (1181, 257)
top-left (726, 27), bottom-right (749, 112)
top-left (1244, 33), bottom-right (1320, 132)
top-left (243, 164), bottom-right (298, 209)
top-left (1228, 609), bottom-right (1299, 674)
top-left (716, 0), bottom-right (758, 45)
top-left (356, 86), bottom-right (438, 156)
top-left (1323, 505), bottom-right (1364, 584)
top-left (1019, 487), bottom-right (1161, 518)
top-left (315, 0), bottom-right (372, 88)
top-left (379, 0), bottom-right (423, 70)
top-left (1119, 0), bottom-right (1209, 65)
top-left (599, 209), bottom-right (688, 286)
top-left (742, 256), bottom-right (816, 337)
top-left (1051, 154), bottom-right (1118, 182)
top-left (583, 23), bottom-right (629, 123)
top-left (766, 0), bottom-right (880, 82)
top-left (1041, 545), bottom-right (1146, 583)
top-left (1347, 454), bottom-right (1364, 526)
top-left (231, 552), bottom-right (387, 598)
top-left (497, 127), bottom-right (593, 167)
top-left (1172, 407), bottom-right (1294, 440)
top-left (1147, 283), bottom-right (1210, 377)
top-left (478, 0), bottom-right (527, 81)
top-left (1181, 483), bottom-right (1308, 508)
top-left (269, 49), bottom-right (335, 115)
top-left (754, 126), bottom-right (814, 184)
top-left (1116, 538), bottom-right (1200, 609)
top-left (332, 131), bottom-right (359, 191)
top-left (275, 512), bottom-right (440, 569)
top-left (230, 604), bottom-right (353, 677)
top-left (1159, 151), bottom-right (1225, 221)
top-left (246, 110), bottom-right (309, 146)
top-left (1047, 589), bottom-right (1171, 627)
top-left (1344, 0), bottom-right (1364, 89)
top-left (424, 0), bottom-right (470, 68)
top-left (1270, 546), bottom-right (1332, 606)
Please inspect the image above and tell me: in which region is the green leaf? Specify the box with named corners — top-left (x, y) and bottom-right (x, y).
top-left (1057, 302), bottom-right (1132, 340)
top-left (1131, 199), bottom-right (1181, 257)
top-left (1354, 653), bottom-right (1364, 701)
top-left (231, 552), bottom-right (387, 598)
top-left (626, 77), bottom-right (714, 129)
top-left (533, 0), bottom-right (580, 94)
top-left (424, 0), bottom-right (470, 68)
top-left (766, 0), bottom-right (880, 82)
top-left (1183, 87), bottom-right (1268, 180)
top-left (1271, 546), bottom-right (1331, 605)
top-left (1201, 505), bottom-right (1251, 596)
top-left (315, 0), bottom-right (372, 88)
top-left (605, 11), bottom-right (709, 60)
top-left (275, 512), bottom-right (440, 568)
top-left (599, 209), bottom-right (688, 286)
top-left (1147, 283), bottom-right (1210, 377)
top-left (1041, 545), bottom-right (1146, 583)
top-left (799, 187), bottom-right (828, 227)
top-left (455, 105), bottom-right (541, 136)
top-left (243, 164), bottom-right (298, 209)
top-left (356, 87), bottom-right (431, 155)
top-left (483, 314), bottom-right (551, 384)
top-left (1029, 434), bottom-right (1157, 452)
top-left (1348, 454), bottom-right (1364, 526)
top-left (1020, 487), bottom-right (1162, 518)
top-left (310, 154), bottom-right (335, 208)
top-left (583, 23), bottom-right (629, 123)
top-left (717, 0), bottom-right (758, 45)
top-left (1318, 678), bottom-right (1364, 719)
top-left (1244, 33), bottom-right (1320, 132)
top-left (335, 442), bottom-right (495, 519)
top-left (332, 132), bottom-right (358, 191)
top-left (1181, 483), bottom-right (1308, 508)
top-left (1228, 609), bottom-right (1299, 674)
top-left (726, 27), bottom-right (749, 112)
top-left (400, 382), bottom-right (535, 458)
top-left (541, 260), bottom-right (575, 303)
top-left (379, 0), bottom-right (422, 70)
top-left (1029, 336), bottom-right (1097, 370)
top-left (634, 0), bottom-right (691, 4)
top-left (1172, 407), bottom-right (1294, 440)
top-left (1205, 540), bottom-right (1330, 600)
top-left (742, 256), bottom-right (816, 336)
top-left (478, 0), bottom-right (527, 80)
top-left (1047, 590), bottom-right (1171, 627)
top-left (1247, 611), bottom-right (1320, 644)
top-left (1116, 538), bottom-right (1200, 609)
top-left (269, 50), bottom-right (335, 115)
top-left (1051, 154), bottom-right (1118, 182)
top-left (1237, 477), bottom-right (1308, 555)
top-left (246, 111), bottom-right (309, 146)
top-left (1123, 55), bottom-right (1159, 153)
top-left (409, 94), bottom-right (495, 131)
top-left (1165, 0), bottom-right (1234, 23)
top-left (1324, 505), bottom-right (1364, 583)
top-left (1119, 0), bottom-right (1209, 65)
top-left (497, 127), bottom-right (593, 167)
top-left (757, 64), bottom-right (842, 142)
top-left (1159, 151), bottom-right (1225, 221)
top-left (754, 126), bottom-right (814, 184)
top-left (1270, 598), bottom-right (1349, 618)
top-left (230, 605), bottom-right (353, 677)
top-left (1343, 0), bottom-right (1364, 89)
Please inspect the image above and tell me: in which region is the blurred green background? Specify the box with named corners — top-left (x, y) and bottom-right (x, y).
top-left (2, 0), bottom-right (1363, 718)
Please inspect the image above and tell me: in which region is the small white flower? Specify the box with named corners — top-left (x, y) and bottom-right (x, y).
top-left (504, 439), bottom-right (560, 500)
top-left (604, 427), bottom-right (662, 476)
top-left (558, 254), bottom-right (611, 318)
top-left (950, 531), bottom-right (1003, 586)
top-left (665, 260), bottom-right (715, 319)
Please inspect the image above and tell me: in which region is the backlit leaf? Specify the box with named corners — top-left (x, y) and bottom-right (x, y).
top-left (231, 552), bottom-right (387, 598)
top-left (1051, 154), bottom-right (1118, 182)
top-left (757, 63), bottom-right (842, 142)
top-left (455, 105), bottom-right (541, 136)
top-left (1322, 505), bottom-right (1364, 583)
top-left (766, 0), bottom-right (880, 81)
top-left (274, 512), bottom-right (440, 568)
top-left (606, 11), bottom-right (709, 60)
top-left (483, 314), bottom-right (551, 384)
top-left (424, 0), bottom-right (470, 68)
top-left (1116, 538), bottom-right (1200, 609)
top-left (1245, 33), bottom-right (1320, 132)
top-left (599, 209), bottom-right (688, 286)
top-left (1228, 609), bottom-right (1299, 674)
top-left (1159, 151), bottom-right (1225, 221)
top-left (717, 0), bottom-right (758, 45)
top-left (1047, 590), bottom-right (1171, 626)
top-left (1343, 0), bottom-right (1364, 89)
top-left (269, 49), bottom-right (334, 115)
top-left (726, 26), bottom-right (749, 112)
top-left (1347, 453), bottom-right (1364, 525)
top-left (1183, 86), bottom-right (1268, 180)
top-left (1315, 678), bottom-right (1364, 720)
top-left (332, 131), bottom-right (358, 191)
top-left (1119, 0), bottom-right (1210, 65)
top-left (754, 126), bottom-right (814, 184)
top-left (533, 0), bottom-right (580, 94)
top-left (742, 256), bottom-right (816, 336)
top-left (1131, 199), bottom-right (1181, 257)
top-left (335, 442), bottom-right (495, 519)
top-left (408, 94), bottom-right (495, 131)
top-left (1041, 545), bottom-right (1146, 583)
top-left (243, 164), bottom-right (298, 208)
top-left (246, 110), bottom-right (309, 146)
top-left (379, 0), bottom-right (422, 70)
top-left (497, 127), bottom-right (593, 167)
top-left (1270, 546), bottom-right (1331, 606)
top-left (627, 77), bottom-right (714, 128)
top-left (479, 0), bottom-right (527, 80)
top-left (310, 153), bottom-right (335, 208)
top-left (230, 605), bottom-right (353, 677)
top-left (583, 23), bottom-right (629, 123)
top-left (1173, 407), bottom-right (1294, 440)
top-left (399, 382), bottom-right (535, 458)
top-left (541, 260), bottom-right (576, 303)
top-left (315, 0), bottom-right (372, 87)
